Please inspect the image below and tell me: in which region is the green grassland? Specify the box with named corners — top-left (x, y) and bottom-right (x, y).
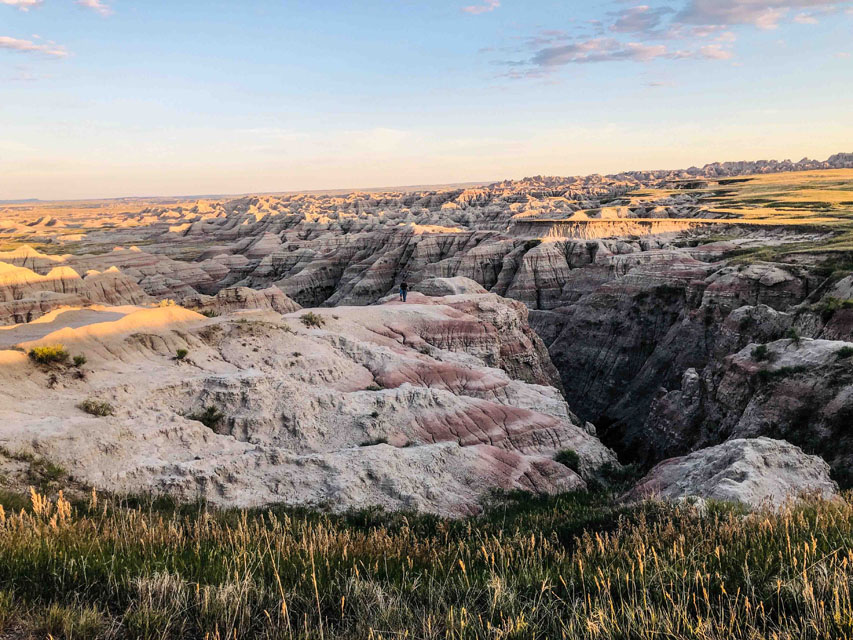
top-left (0, 488), bottom-right (852, 639)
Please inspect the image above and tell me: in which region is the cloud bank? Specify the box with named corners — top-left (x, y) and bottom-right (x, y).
top-left (494, 0), bottom-right (852, 77)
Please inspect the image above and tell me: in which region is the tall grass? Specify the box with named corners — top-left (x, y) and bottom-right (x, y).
top-left (0, 488), bottom-right (852, 639)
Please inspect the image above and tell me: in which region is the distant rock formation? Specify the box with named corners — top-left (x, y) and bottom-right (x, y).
top-left (0, 261), bottom-right (150, 325)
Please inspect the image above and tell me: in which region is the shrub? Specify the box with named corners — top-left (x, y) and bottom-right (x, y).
top-left (72, 355), bottom-right (87, 368)
top-left (28, 344), bottom-right (69, 366)
top-left (200, 310), bottom-right (220, 318)
top-left (365, 383), bottom-right (383, 391)
top-left (300, 312), bottom-right (325, 328)
top-left (751, 344), bottom-right (771, 361)
top-left (175, 349), bottom-right (189, 361)
top-left (26, 458), bottom-right (66, 488)
top-left (188, 405), bottom-right (225, 430)
top-left (787, 327), bottom-right (802, 345)
top-left (837, 346), bottom-right (853, 360)
top-left (812, 297), bottom-right (853, 322)
top-left (158, 299), bottom-right (177, 308)
top-left (753, 365), bottom-right (808, 385)
top-left (554, 449), bottom-right (581, 473)
top-left (78, 399), bottom-right (115, 417)
top-left (523, 239), bottom-right (542, 251)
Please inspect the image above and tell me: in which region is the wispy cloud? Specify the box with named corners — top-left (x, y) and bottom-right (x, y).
top-left (490, 0), bottom-right (852, 79)
top-left (462, 0), bottom-right (499, 15)
top-left (76, 0), bottom-right (112, 16)
top-left (793, 11), bottom-right (819, 22)
top-left (0, 0), bottom-right (42, 10)
top-left (610, 5), bottom-right (675, 35)
top-left (0, 35), bottom-right (67, 57)
top-left (676, 0), bottom-right (850, 29)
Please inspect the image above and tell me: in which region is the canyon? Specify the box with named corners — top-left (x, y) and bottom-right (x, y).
top-left (1, 153), bottom-right (852, 513)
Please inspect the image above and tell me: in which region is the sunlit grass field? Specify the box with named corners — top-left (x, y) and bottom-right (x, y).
top-left (631, 169), bottom-right (853, 226)
top-left (1, 488), bottom-right (852, 639)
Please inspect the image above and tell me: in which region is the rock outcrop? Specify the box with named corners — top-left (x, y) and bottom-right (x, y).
top-left (0, 292), bottom-right (615, 516)
top-left (626, 437), bottom-right (838, 507)
top-left (182, 286), bottom-right (301, 315)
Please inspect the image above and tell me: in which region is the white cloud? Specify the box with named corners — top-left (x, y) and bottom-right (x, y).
top-left (700, 43), bottom-right (734, 59)
top-left (794, 11), bottom-right (819, 22)
top-left (0, 35), bottom-right (67, 57)
top-left (462, 0), bottom-right (499, 15)
top-left (0, 0), bottom-right (42, 10)
top-left (76, 0), bottom-right (112, 16)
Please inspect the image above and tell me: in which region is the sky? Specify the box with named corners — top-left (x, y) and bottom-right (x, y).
top-left (1, 0), bottom-right (852, 200)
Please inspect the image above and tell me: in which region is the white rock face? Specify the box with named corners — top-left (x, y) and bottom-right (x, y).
top-left (626, 437), bottom-right (838, 507)
top-left (0, 293), bottom-right (616, 516)
top-left (415, 277), bottom-right (488, 297)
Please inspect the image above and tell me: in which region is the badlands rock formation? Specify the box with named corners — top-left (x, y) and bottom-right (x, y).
top-left (1, 154), bottom-right (852, 509)
top-left (0, 291), bottom-right (615, 515)
top-left (627, 437), bottom-right (838, 507)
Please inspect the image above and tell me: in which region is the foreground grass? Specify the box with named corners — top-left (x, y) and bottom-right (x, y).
top-left (0, 489), bottom-right (852, 639)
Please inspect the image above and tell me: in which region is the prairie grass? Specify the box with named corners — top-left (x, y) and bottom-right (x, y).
top-left (1, 489), bottom-right (853, 638)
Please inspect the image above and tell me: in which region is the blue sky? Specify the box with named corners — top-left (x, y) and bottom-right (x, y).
top-left (1, 0), bottom-right (851, 199)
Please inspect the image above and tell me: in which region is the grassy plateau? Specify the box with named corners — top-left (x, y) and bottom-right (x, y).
top-left (0, 488), bottom-right (852, 639)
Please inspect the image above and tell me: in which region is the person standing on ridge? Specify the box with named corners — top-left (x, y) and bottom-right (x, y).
top-left (399, 281), bottom-right (408, 302)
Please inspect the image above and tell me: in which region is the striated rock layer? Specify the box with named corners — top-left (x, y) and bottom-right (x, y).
top-left (0, 292), bottom-right (615, 516)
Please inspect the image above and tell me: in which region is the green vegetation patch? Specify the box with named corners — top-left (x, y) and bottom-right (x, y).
top-left (28, 344), bottom-right (70, 366)
top-left (186, 405), bottom-right (225, 430)
top-left (0, 489), bottom-right (851, 639)
top-left (300, 312), bottom-right (325, 328)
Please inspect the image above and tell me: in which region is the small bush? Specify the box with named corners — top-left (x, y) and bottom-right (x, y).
top-left (78, 399), bottom-right (115, 417)
top-left (837, 346), bottom-right (853, 360)
top-left (72, 355), bottom-right (87, 368)
top-left (752, 344), bottom-right (771, 362)
top-left (753, 365), bottom-right (808, 385)
top-left (158, 299), bottom-right (177, 308)
top-left (554, 449), bottom-right (581, 473)
top-left (300, 312), bottom-right (325, 328)
top-left (27, 458), bottom-right (67, 488)
top-left (200, 309), bottom-right (220, 318)
top-left (523, 239), bottom-right (542, 251)
top-left (787, 327), bottom-right (802, 345)
top-left (175, 349), bottom-right (189, 361)
top-left (365, 383), bottom-right (383, 391)
top-left (188, 405), bottom-right (225, 430)
top-left (811, 297), bottom-right (853, 322)
top-left (587, 462), bottom-right (644, 493)
top-left (29, 344), bottom-right (69, 366)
